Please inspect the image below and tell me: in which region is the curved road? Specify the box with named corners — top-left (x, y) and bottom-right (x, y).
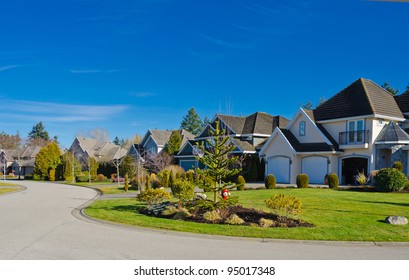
top-left (1, 181), bottom-right (408, 260)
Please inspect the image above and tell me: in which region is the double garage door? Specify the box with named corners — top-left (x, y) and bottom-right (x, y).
top-left (267, 156), bottom-right (328, 184)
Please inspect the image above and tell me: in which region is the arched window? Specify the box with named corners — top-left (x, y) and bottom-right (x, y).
top-left (299, 121), bottom-right (306, 136)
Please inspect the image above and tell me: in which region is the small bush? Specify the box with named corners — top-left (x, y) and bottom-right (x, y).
top-left (172, 208), bottom-right (191, 220)
top-left (327, 173), bottom-right (339, 189)
top-left (354, 171), bottom-right (369, 187)
top-left (296, 174), bottom-right (308, 188)
top-left (226, 214), bottom-right (245, 225)
top-left (259, 218), bottom-right (275, 228)
top-left (96, 174), bottom-right (107, 181)
top-left (151, 177), bottom-right (162, 189)
top-left (374, 168), bottom-right (407, 192)
top-left (203, 210), bottom-right (222, 223)
top-left (392, 161), bottom-right (403, 172)
top-left (265, 194), bottom-right (302, 218)
top-left (76, 175), bottom-right (89, 182)
top-left (170, 179), bottom-right (195, 203)
top-left (137, 189), bottom-right (171, 205)
top-left (49, 169), bottom-right (56, 181)
top-left (187, 170), bottom-right (195, 183)
top-left (24, 173), bottom-right (34, 180)
top-left (236, 175), bottom-right (246, 191)
top-left (265, 174), bottom-right (276, 189)
top-left (161, 205), bottom-right (179, 216)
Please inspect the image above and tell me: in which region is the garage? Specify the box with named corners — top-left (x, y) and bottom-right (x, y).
top-left (267, 156), bottom-right (290, 183)
top-left (301, 156), bottom-right (328, 184)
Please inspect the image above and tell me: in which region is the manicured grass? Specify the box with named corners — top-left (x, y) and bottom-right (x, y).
top-left (84, 188), bottom-right (409, 241)
top-left (64, 181), bottom-right (138, 194)
top-left (0, 182), bottom-right (21, 194)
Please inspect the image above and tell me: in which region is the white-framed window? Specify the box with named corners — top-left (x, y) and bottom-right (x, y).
top-left (347, 119), bottom-right (364, 143)
top-left (299, 121), bottom-right (306, 136)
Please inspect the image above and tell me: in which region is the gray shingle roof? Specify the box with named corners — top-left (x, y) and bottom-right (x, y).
top-left (313, 78), bottom-right (404, 121)
top-left (280, 129), bottom-right (338, 153)
top-left (375, 122), bottom-right (409, 143)
top-left (75, 137), bottom-right (127, 162)
top-left (394, 90), bottom-right (409, 114)
top-left (217, 112), bottom-right (289, 135)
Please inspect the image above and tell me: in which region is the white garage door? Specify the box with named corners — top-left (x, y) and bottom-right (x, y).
top-left (301, 157), bottom-right (328, 184)
top-left (267, 157), bottom-right (290, 183)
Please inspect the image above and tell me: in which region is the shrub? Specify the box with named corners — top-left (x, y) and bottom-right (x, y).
top-left (24, 174), bottom-right (34, 180)
top-left (124, 174), bottom-right (129, 192)
top-left (296, 174), bottom-right (308, 188)
top-left (327, 173), bottom-right (339, 189)
top-left (172, 208), bottom-right (191, 220)
top-left (187, 170), bottom-right (195, 183)
top-left (49, 169), bottom-right (56, 181)
top-left (170, 179), bottom-right (195, 203)
top-left (96, 174), bottom-right (107, 181)
top-left (136, 189), bottom-right (171, 205)
top-left (76, 175), bottom-right (89, 182)
top-left (374, 168), bottom-right (407, 192)
top-left (392, 161), bottom-right (403, 172)
top-left (203, 210), bottom-right (222, 223)
top-left (226, 214), bottom-right (245, 225)
top-left (160, 170), bottom-right (170, 188)
top-left (146, 174), bottom-right (151, 189)
top-left (265, 194), bottom-right (302, 218)
top-left (236, 175), bottom-right (246, 191)
top-left (265, 174), bottom-right (276, 189)
top-left (354, 171), bottom-right (369, 187)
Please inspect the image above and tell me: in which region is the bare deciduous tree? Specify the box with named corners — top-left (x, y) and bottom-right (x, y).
top-left (145, 152), bottom-right (174, 174)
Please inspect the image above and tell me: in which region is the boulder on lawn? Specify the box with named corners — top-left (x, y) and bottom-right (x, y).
top-left (385, 216), bottom-right (408, 225)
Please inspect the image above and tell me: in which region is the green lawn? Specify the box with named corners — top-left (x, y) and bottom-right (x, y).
top-left (64, 181), bottom-right (138, 194)
top-left (0, 181), bottom-right (21, 194)
top-left (84, 188), bottom-right (409, 242)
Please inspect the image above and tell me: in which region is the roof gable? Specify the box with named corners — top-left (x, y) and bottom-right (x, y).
top-left (313, 78), bottom-right (404, 121)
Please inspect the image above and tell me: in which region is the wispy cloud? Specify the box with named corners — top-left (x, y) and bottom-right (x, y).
top-left (200, 34), bottom-right (254, 50)
top-left (0, 100), bottom-right (128, 123)
top-left (0, 65), bottom-right (19, 71)
top-left (69, 69), bottom-right (122, 74)
top-left (129, 91), bottom-right (157, 98)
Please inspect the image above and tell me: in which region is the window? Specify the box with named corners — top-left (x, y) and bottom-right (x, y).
top-left (299, 121), bottom-right (306, 136)
top-left (347, 119), bottom-right (364, 143)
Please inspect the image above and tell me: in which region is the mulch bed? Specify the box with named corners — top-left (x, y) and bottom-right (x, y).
top-left (139, 204), bottom-right (314, 228)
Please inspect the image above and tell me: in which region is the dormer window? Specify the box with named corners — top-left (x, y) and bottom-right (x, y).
top-left (299, 121), bottom-right (306, 136)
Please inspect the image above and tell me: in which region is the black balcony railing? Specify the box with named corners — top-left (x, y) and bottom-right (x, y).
top-left (339, 130), bottom-right (370, 145)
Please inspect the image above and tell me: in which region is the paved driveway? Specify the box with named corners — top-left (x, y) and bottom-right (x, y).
top-left (1, 181), bottom-right (408, 260)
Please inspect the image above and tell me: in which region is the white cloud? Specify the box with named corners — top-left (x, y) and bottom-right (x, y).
top-left (0, 100), bottom-right (128, 123)
top-left (129, 91), bottom-right (157, 98)
top-left (69, 69), bottom-right (122, 74)
top-left (0, 65), bottom-right (19, 71)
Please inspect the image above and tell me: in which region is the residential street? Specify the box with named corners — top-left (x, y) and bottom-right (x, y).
top-left (0, 181), bottom-right (408, 260)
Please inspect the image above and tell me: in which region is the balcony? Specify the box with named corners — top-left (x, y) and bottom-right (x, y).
top-left (339, 130), bottom-right (370, 149)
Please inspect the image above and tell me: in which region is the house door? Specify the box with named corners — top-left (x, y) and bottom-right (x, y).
top-left (341, 157), bottom-right (368, 185)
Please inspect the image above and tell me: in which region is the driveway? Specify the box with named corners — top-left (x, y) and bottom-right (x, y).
top-left (1, 181), bottom-right (408, 260)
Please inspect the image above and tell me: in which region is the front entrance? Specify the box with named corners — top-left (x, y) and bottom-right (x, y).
top-left (341, 157), bottom-right (368, 185)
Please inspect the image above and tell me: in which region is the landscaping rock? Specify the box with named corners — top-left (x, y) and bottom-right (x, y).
top-left (194, 193), bottom-right (207, 200)
top-left (147, 201), bottom-right (171, 216)
top-left (385, 216), bottom-right (408, 225)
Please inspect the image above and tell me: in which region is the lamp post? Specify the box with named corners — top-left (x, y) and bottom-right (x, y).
top-left (192, 145), bottom-right (204, 182)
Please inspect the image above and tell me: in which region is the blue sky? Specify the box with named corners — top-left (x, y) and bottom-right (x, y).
top-left (0, 0), bottom-right (408, 149)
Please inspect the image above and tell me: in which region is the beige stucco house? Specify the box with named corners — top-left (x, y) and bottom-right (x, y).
top-left (260, 78), bottom-right (409, 185)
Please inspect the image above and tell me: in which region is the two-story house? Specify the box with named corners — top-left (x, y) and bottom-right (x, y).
top-left (69, 137), bottom-right (128, 166)
top-left (260, 78), bottom-right (409, 185)
top-left (175, 112), bottom-right (289, 174)
top-left (1, 145), bottom-right (41, 177)
top-left (128, 129), bottom-right (196, 160)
